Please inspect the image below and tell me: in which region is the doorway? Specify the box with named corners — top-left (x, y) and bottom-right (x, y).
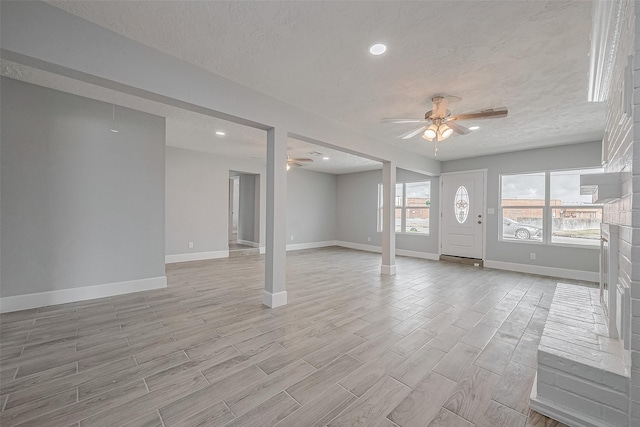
top-left (228, 176), bottom-right (240, 243)
top-left (440, 170), bottom-right (486, 260)
top-left (229, 171), bottom-right (260, 254)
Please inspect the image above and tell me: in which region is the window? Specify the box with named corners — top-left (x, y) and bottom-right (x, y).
top-left (500, 168), bottom-right (603, 246)
top-left (550, 169), bottom-right (603, 246)
top-left (378, 181), bottom-right (430, 234)
top-left (501, 172), bottom-right (545, 242)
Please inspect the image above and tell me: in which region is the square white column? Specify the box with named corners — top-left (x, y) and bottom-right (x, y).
top-left (263, 127), bottom-right (288, 307)
top-left (381, 161), bottom-right (396, 275)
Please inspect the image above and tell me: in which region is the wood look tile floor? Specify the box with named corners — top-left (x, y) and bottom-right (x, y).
top-left (0, 247), bottom-right (577, 427)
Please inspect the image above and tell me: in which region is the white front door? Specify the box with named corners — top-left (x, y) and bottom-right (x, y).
top-left (441, 171), bottom-right (485, 259)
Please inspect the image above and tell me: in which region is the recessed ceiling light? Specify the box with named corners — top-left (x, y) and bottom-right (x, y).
top-left (369, 43), bottom-right (387, 55)
top-left (322, 156), bottom-right (330, 160)
top-left (215, 131), bottom-right (226, 136)
top-left (469, 126), bottom-right (480, 130)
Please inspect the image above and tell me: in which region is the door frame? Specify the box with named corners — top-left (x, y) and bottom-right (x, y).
top-left (438, 169), bottom-right (488, 260)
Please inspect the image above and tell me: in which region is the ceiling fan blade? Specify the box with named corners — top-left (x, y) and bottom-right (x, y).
top-left (293, 162), bottom-right (304, 167)
top-left (398, 126), bottom-right (427, 140)
top-left (292, 158), bottom-right (313, 162)
top-left (447, 122), bottom-right (472, 135)
top-left (450, 108), bottom-right (508, 121)
top-left (380, 118), bottom-right (427, 124)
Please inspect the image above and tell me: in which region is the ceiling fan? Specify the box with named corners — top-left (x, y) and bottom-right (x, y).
top-left (381, 95), bottom-right (508, 143)
top-left (287, 156), bottom-right (312, 170)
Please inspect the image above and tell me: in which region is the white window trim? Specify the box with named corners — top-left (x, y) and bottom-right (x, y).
top-left (378, 181), bottom-right (430, 236)
top-left (499, 170), bottom-right (602, 248)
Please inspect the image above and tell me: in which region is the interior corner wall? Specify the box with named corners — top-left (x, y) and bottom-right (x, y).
top-left (441, 141), bottom-right (602, 273)
top-left (286, 167), bottom-right (337, 245)
top-left (0, 77), bottom-right (166, 303)
top-left (335, 168), bottom-right (440, 255)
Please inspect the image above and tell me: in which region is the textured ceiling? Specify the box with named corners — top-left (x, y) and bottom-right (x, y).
top-left (1, 60), bottom-right (380, 174)
top-left (47, 0), bottom-right (605, 161)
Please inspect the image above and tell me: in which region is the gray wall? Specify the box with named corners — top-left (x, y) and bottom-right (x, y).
top-left (442, 141), bottom-right (602, 272)
top-left (287, 167), bottom-right (337, 244)
top-left (166, 148), bottom-right (337, 256)
top-left (238, 174), bottom-right (259, 243)
top-left (336, 168), bottom-right (440, 254)
top-left (166, 147), bottom-right (252, 255)
top-left (1, 78), bottom-right (166, 297)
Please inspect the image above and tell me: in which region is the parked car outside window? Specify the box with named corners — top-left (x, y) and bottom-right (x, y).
top-left (502, 218), bottom-right (542, 240)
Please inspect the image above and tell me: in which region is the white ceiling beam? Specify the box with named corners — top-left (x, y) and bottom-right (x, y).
top-left (0, 1), bottom-right (440, 175)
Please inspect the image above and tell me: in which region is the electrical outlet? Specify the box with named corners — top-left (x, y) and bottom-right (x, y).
top-left (290, 235), bottom-right (294, 241)
top-left (188, 241), bottom-right (194, 249)
top-left (530, 253), bottom-right (536, 260)
top-left (367, 236), bottom-right (371, 242)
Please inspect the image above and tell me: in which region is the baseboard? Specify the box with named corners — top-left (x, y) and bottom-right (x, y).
top-left (262, 290), bottom-right (287, 308)
top-left (484, 260), bottom-right (599, 282)
top-left (335, 241), bottom-right (381, 253)
top-left (529, 378), bottom-right (607, 427)
top-left (396, 249), bottom-right (439, 260)
top-left (0, 276), bottom-right (167, 313)
top-left (381, 264), bottom-right (397, 275)
top-left (165, 250), bottom-right (229, 264)
top-left (286, 241), bottom-right (337, 251)
top-left (334, 241), bottom-right (439, 261)
top-left (237, 239), bottom-right (259, 248)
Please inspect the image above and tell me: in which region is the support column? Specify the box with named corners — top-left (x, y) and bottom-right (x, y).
top-left (381, 161), bottom-right (396, 275)
top-left (263, 127), bottom-right (288, 307)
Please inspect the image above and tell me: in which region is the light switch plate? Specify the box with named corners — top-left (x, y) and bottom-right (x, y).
top-left (487, 208), bottom-right (495, 215)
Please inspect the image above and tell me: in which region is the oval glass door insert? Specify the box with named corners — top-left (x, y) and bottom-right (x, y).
top-left (455, 186), bottom-right (469, 224)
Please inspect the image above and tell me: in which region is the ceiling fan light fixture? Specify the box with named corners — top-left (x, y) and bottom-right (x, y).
top-left (423, 124), bottom-right (438, 140)
top-left (286, 163), bottom-right (291, 171)
top-left (469, 126), bottom-right (480, 130)
top-left (438, 124), bottom-right (453, 141)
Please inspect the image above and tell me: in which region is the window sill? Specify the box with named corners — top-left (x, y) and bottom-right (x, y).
top-left (498, 239), bottom-right (600, 250)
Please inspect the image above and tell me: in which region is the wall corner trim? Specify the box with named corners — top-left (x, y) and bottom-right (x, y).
top-left (262, 290), bottom-right (287, 308)
top-left (484, 260), bottom-right (599, 282)
top-left (0, 276), bottom-right (167, 313)
top-left (165, 250), bottom-right (229, 264)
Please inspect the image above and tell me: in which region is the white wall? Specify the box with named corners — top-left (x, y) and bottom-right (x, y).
top-left (632, 6), bottom-right (640, 423)
top-left (336, 168), bottom-right (440, 255)
top-left (165, 147), bottom-right (266, 260)
top-left (238, 174), bottom-right (259, 244)
top-left (441, 142), bottom-right (602, 275)
top-left (166, 148), bottom-right (337, 260)
top-left (287, 167), bottom-right (337, 245)
top-left (608, 2), bottom-right (640, 423)
top-left (1, 78), bottom-right (166, 306)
